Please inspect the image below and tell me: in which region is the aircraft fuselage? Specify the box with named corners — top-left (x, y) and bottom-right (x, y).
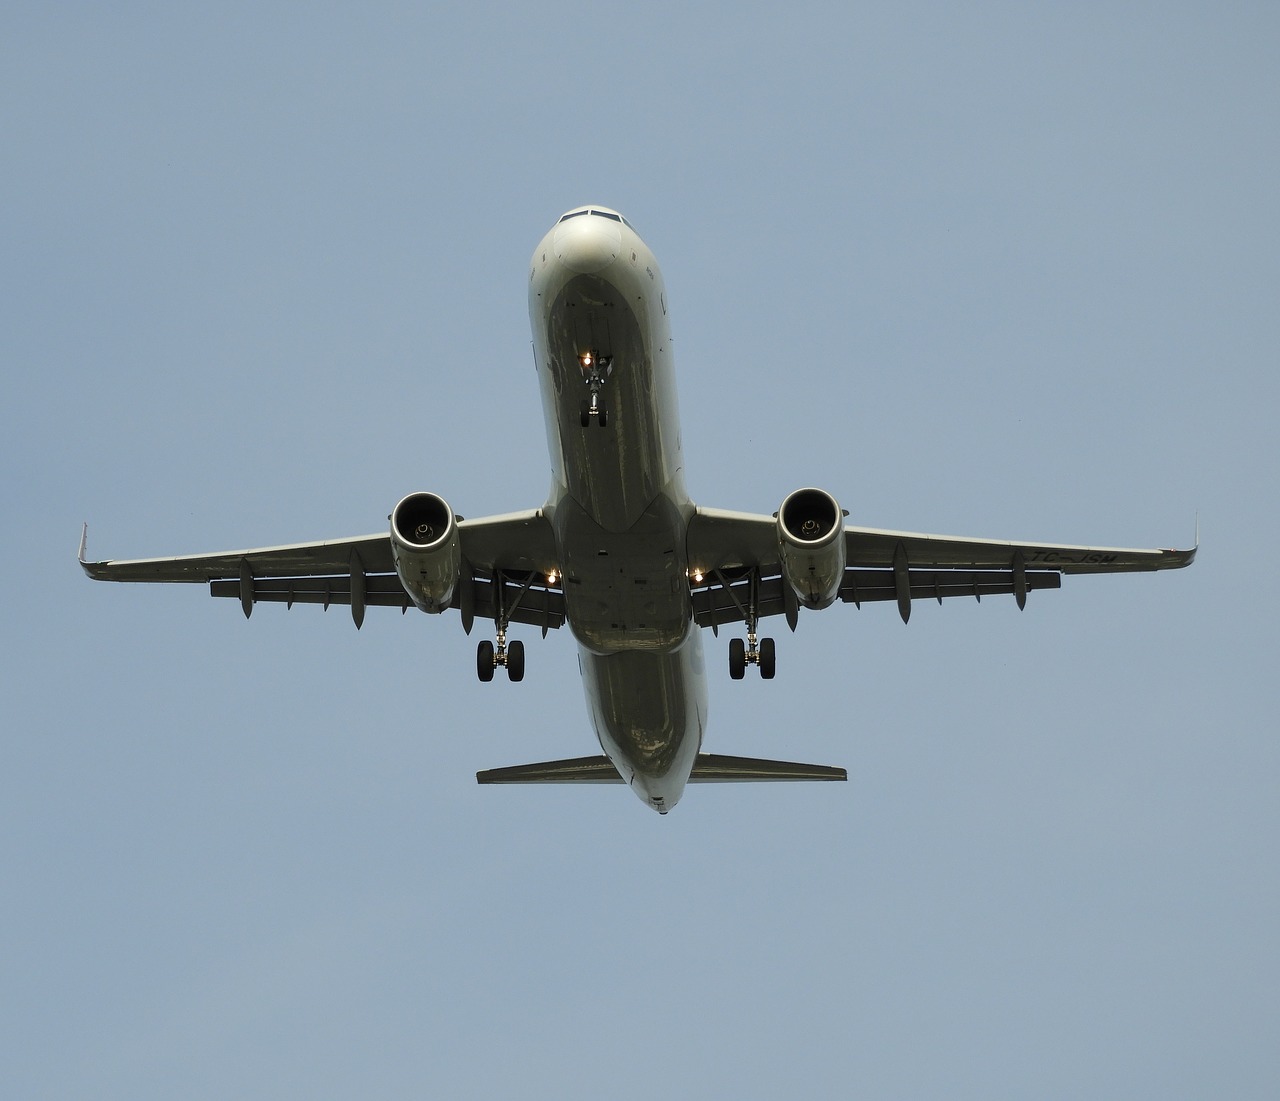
top-left (529, 207), bottom-right (706, 813)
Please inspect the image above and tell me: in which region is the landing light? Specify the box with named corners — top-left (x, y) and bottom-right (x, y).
top-left (691, 568), bottom-right (704, 584)
top-left (547, 570), bottom-right (559, 585)
top-left (580, 352), bottom-right (594, 369)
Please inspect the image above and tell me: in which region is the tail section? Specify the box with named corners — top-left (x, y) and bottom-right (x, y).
top-left (476, 753), bottom-right (846, 785)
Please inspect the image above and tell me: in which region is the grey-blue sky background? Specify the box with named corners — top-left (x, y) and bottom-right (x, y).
top-left (4, 5), bottom-right (1276, 1098)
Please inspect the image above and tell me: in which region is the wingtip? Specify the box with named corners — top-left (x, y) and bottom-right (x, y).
top-left (1155, 516), bottom-right (1198, 569)
top-left (1181, 513), bottom-right (1199, 566)
top-left (78, 523), bottom-right (111, 579)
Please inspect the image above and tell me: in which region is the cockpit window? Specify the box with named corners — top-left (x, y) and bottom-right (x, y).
top-left (557, 208), bottom-right (634, 231)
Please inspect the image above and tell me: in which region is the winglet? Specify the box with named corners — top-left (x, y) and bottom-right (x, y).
top-left (77, 526), bottom-right (117, 581)
top-left (78, 523), bottom-right (109, 579)
top-left (1169, 515), bottom-right (1198, 568)
top-left (1156, 516), bottom-right (1198, 570)
top-left (78, 523), bottom-right (95, 577)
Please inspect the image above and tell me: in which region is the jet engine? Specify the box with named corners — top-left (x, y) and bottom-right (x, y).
top-left (390, 492), bottom-right (462, 613)
top-left (777, 487), bottom-right (846, 610)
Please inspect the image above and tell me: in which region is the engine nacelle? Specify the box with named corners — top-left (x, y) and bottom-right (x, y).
top-left (777, 487), bottom-right (846, 610)
top-left (390, 492), bottom-right (462, 613)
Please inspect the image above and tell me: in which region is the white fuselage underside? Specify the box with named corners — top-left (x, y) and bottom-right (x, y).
top-left (528, 208), bottom-right (707, 813)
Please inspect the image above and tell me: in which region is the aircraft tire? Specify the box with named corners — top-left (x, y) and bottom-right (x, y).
top-left (507, 639), bottom-right (525, 682)
top-left (477, 640), bottom-right (495, 682)
top-left (759, 637), bottom-right (776, 680)
top-left (729, 637), bottom-right (746, 680)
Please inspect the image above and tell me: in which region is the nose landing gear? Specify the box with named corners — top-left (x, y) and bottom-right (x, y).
top-left (578, 350), bottom-right (612, 428)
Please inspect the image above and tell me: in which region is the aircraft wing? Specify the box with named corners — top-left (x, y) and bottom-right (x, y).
top-left (78, 510), bottom-right (564, 631)
top-left (686, 507), bottom-right (1196, 628)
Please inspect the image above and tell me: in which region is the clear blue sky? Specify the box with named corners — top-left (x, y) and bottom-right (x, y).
top-left (4, 5), bottom-right (1277, 1098)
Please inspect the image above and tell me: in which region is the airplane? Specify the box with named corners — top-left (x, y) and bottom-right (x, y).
top-left (80, 204), bottom-right (1197, 814)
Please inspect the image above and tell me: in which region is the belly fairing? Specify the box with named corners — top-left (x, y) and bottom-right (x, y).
top-left (551, 486), bottom-right (693, 654)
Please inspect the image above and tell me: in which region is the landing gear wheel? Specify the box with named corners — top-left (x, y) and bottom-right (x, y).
top-left (758, 636), bottom-right (776, 680)
top-left (597, 405), bottom-right (608, 428)
top-left (507, 639), bottom-right (525, 682)
top-left (477, 639), bottom-right (495, 682)
top-left (729, 637), bottom-right (746, 680)
top-left (580, 400), bottom-right (591, 428)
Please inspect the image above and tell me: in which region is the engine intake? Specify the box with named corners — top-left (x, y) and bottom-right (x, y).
top-left (390, 492), bottom-right (462, 613)
top-left (778, 487), bottom-right (846, 610)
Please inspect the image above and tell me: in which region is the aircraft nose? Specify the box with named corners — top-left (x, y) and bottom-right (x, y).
top-left (553, 214), bottom-right (622, 274)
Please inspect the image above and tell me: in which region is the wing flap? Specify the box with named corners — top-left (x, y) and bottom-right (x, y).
top-left (691, 573), bottom-right (790, 628)
top-left (691, 567), bottom-right (1062, 627)
top-left (210, 573), bottom-right (566, 629)
top-left (467, 574), bottom-right (566, 630)
top-left (210, 574), bottom-right (411, 610)
top-left (840, 567), bottom-right (1061, 606)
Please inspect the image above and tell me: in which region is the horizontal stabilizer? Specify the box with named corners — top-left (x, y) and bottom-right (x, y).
top-left (476, 753), bottom-right (847, 785)
top-left (690, 753), bottom-right (846, 782)
top-left (477, 756), bottom-right (624, 784)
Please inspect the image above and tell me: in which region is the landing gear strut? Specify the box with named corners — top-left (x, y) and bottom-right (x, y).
top-left (578, 350), bottom-right (612, 428)
top-left (718, 567), bottom-right (776, 680)
top-left (476, 569), bottom-right (536, 683)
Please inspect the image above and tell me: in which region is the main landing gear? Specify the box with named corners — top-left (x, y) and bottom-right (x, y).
top-left (578, 350), bottom-right (612, 428)
top-left (477, 633), bottom-right (524, 682)
top-left (729, 633), bottom-right (775, 680)
top-left (715, 567), bottom-right (776, 680)
top-left (476, 569), bottom-right (538, 683)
